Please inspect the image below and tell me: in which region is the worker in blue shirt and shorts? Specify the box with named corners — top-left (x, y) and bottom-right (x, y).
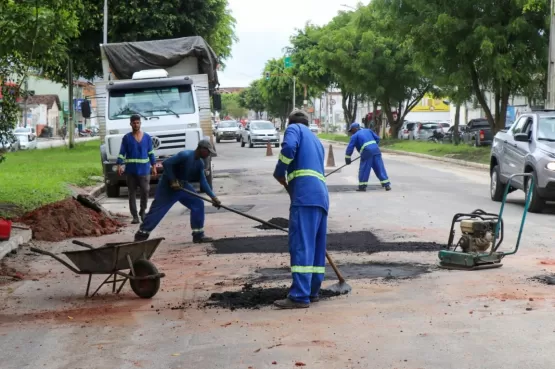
top-left (134, 139), bottom-right (221, 244)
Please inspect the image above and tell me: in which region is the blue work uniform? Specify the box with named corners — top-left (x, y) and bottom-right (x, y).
top-left (116, 132), bottom-right (156, 175)
top-left (346, 128), bottom-right (390, 189)
top-left (274, 123), bottom-right (330, 304)
top-left (140, 150), bottom-right (215, 240)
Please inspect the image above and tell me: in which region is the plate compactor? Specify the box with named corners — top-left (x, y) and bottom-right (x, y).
top-left (438, 173), bottom-right (533, 271)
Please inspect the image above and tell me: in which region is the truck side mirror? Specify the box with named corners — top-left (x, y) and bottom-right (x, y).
top-left (81, 100), bottom-right (92, 118)
top-left (213, 94), bottom-right (222, 111)
top-left (514, 133), bottom-right (530, 142)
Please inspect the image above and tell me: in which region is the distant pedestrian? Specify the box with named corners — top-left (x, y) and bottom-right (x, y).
top-left (345, 122), bottom-right (391, 192)
top-left (116, 114), bottom-right (157, 224)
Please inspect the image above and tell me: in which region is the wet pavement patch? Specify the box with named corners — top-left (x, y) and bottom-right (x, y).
top-left (326, 184), bottom-right (382, 192)
top-left (254, 217), bottom-right (289, 230)
top-left (204, 283), bottom-right (341, 310)
top-left (250, 262), bottom-right (433, 283)
top-left (183, 204), bottom-right (255, 215)
top-left (529, 275), bottom-right (555, 285)
top-left (212, 231), bottom-right (442, 254)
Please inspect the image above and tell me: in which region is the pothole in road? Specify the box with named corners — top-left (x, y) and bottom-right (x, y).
top-left (254, 217), bottom-right (289, 230)
top-left (251, 262), bottom-right (433, 283)
top-left (212, 231), bottom-right (442, 254)
top-left (182, 204), bottom-right (255, 215)
top-left (529, 275), bottom-right (555, 285)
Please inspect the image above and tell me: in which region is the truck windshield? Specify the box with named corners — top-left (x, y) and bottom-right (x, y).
top-left (538, 117), bottom-right (555, 140)
top-left (108, 85), bottom-right (195, 119)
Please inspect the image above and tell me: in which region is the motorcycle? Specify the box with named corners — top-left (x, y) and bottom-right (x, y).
top-left (428, 129), bottom-right (445, 143)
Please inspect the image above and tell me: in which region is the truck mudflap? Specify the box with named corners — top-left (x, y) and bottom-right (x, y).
top-left (102, 156), bottom-right (213, 199)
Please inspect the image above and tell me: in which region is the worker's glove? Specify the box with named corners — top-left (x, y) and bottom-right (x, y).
top-left (211, 196), bottom-right (222, 208)
top-left (169, 179), bottom-right (182, 191)
top-left (345, 157), bottom-right (352, 165)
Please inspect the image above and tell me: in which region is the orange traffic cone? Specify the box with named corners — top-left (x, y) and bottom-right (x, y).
top-left (326, 144), bottom-right (335, 167)
top-left (266, 142), bottom-right (273, 156)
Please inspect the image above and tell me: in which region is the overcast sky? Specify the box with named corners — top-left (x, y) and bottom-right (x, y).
top-left (217, 0), bottom-right (363, 87)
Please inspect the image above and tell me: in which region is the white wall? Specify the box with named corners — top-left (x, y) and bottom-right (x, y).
top-left (404, 112), bottom-right (450, 122)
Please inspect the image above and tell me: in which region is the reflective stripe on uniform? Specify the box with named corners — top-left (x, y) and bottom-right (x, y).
top-left (359, 182), bottom-right (368, 186)
top-left (279, 153), bottom-right (293, 165)
top-left (287, 169), bottom-right (326, 183)
top-left (192, 228), bottom-right (204, 233)
top-left (125, 158), bottom-right (150, 164)
top-left (291, 266), bottom-right (326, 274)
top-left (360, 140), bottom-right (377, 152)
top-left (118, 154), bottom-right (125, 160)
top-left (345, 155), bottom-right (351, 159)
top-left (148, 150), bottom-right (155, 155)
top-left (381, 179), bottom-right (390, 184)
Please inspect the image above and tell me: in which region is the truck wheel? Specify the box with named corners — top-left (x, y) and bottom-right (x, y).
top-left (490, 165), bottom-right (504, 202)
top-left (249, 138), bottom-right (254, 148)
top-left (106, 184), bottom-right (120, 198)
top-left (525, 172), bottom-right (546, 213)
top-left (129, 259), bottom-right (161, 299)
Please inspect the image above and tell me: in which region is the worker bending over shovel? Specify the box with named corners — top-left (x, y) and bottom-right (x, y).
top-left (273, 109), bottom-right (330, 309)
top-left (134, 139), bottom-right (221, 243)
top-left (345, 122), bottom-right (391, 192)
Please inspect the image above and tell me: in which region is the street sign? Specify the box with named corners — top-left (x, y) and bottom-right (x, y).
top-left (284, 57), bottom-right (294, 69)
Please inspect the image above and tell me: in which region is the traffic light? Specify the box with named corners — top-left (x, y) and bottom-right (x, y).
top-left (265, 72), bottom-right (270, 80)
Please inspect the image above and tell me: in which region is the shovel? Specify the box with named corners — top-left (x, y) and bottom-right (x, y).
top-left (180, 188), bottom-right (352, 295)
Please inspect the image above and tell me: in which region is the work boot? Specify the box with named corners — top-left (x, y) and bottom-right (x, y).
top-left (193, 236), bottom-right (214, 244)
top-left (310, 295), bottom-right (320, 303)
top-left (385, 185), bottom-right (392, 191)
top-left (134, 229), bottom-right (150, 242)
top-left (131, 217), bottom-right (140, 224)
top-left (273, 298), bottom-right (309, 309)
top-left (139, 211), bottom-right (145, 223)
top-left (356, 187), bottom-right (367, 192)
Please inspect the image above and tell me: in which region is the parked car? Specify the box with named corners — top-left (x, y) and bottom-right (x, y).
top-left (0, 133), bottom-right (20, 152)
top-left (13, 127), bottom-right (36, 140)
top-left (442, 125), bottom-right (466, 143)
top-left (461, 118), bottom-right (493, 146)
top-left (414, 122), bottom-right (441, 141)
top-left (490, 110), bottom-right (555, 212)
top-left (309, 124), bottom-right (319, 134)
top-left (215, 120), bottom-right (240, 143)
top-left (398, 121), bottom-right (417, 140)
top-left (14, 133), bottom-right (37, 150)
top-left (240, 120), bottom-right (280, 148)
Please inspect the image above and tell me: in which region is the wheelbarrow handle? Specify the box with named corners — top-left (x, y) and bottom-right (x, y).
top-left (72, 240), bottom-right (95, 249)
top-left (29, 247), bottom-right (81, 274)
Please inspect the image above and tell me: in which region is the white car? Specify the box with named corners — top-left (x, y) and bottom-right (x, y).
top-left (309, 124), bottom-right (319, 134)
top-left (15, 133), bottom-right (37, 150)
top-left (215, 120), bottom-right (240, 143)
top-left (240, 120), bottom-right (280, 148)
top-left (13, 127), bottom-right (36, 140)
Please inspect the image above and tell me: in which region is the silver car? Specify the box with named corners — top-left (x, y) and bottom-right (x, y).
top-left (215, 120), bottom-right (240, 143)
top-left (490, 110), bottom-right (555, 213)
top-left (240, 120), bottom-right (280, 148)
top-left (414, 122), bottom-right (441, 140)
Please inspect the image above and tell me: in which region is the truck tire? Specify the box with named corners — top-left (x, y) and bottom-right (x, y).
top-left (490, 165), bottom-right (504, 202)
top-left (525, 172), bottom-right (546, 213)
top-left (106, 184), bottom-right (120, 198)
top-left (100, 144), bottom-right (108, 174)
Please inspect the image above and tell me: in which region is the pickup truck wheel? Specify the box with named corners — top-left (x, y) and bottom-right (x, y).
top-left (525, 172), bottom-right (546, 213)
top-left (241, 137), bottom-right (246, 147)
top-left (106, 184), bottom-right (120, 198)
top-left (490, 166), bottom-right (504, 202)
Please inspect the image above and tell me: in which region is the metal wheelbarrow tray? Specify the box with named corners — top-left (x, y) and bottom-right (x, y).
top-left (30, 238), bottom-right (166, 298)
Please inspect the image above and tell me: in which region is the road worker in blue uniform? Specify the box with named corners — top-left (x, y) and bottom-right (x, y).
top-left (273, 109), bottom-right (330, 309)
top-left (134, 139), bottom-right (221, 243)
top-left (345, 122), bottom-right (391, 192)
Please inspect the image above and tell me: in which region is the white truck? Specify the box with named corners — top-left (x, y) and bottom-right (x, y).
top-left (89, 36), bottom-right (221, 198)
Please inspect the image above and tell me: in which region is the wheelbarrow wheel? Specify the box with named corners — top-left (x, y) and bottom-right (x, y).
top-left (129, 259), bottom-right (160, 299)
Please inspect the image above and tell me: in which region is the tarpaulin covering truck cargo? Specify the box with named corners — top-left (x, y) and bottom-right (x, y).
top-left (95, 36), bottom-right (222, 198)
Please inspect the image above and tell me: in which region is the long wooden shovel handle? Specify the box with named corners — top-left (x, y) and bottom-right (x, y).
top-left (325, 251), bottom-right (346, 283)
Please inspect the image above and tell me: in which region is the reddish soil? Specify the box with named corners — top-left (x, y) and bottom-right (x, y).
top-left (16, 198), bottom-right (124, 242)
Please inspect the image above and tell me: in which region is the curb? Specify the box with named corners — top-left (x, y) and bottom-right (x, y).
top-left (320, 139), bottom-right (489, 171)
top-left (0, 226), bottom-right (32, 260)
top-left (89, 183), bottom-right (106, 199)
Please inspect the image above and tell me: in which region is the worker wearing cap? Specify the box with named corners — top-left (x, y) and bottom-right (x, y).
top-left (345, 122), bottom-right (391, 191)
top-left (134, 139), bottom-right (221, 243)
top-left (273, 109), bottom-right (329, 309)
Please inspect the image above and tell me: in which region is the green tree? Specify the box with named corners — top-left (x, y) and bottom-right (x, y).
top-left (0, 0), bottom-right (80, 163)
top-left (220, 93), bottom-right (247, 119)
top-left (239, 80), bottom-right (266, 118)
top-left (40, 0), bottom-right (237, 83)
top-left (392, 0), bottom-right (549, 133)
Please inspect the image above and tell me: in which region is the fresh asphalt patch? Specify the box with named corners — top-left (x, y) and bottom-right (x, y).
top-left (254, 217), bottom-right (289, 230)
top-left (212, 231), bottom-right (442, 254)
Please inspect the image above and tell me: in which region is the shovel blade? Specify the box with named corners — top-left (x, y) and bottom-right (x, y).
top-left (325, 281), bottom-right (352, 295)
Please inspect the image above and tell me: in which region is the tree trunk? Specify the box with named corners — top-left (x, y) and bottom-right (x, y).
top-left (453, 103), bottom-right (461, 145)
top-left (468, 61), bottom-right (496, 130)
top-left (497, 82), bottom-right (510, 134)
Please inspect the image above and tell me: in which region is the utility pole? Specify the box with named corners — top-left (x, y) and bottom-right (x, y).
top-left (103, 0), bottom-right (108, 44)
top-left (547, 0), bottom-right (555, 109)
top-left (68, 59), bottom-right (75, 149)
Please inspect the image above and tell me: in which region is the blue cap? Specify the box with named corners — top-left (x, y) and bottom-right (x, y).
top-left (349, 123), bottom-right (361, 131)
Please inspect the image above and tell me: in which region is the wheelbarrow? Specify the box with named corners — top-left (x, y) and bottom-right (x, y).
top-left (30, 238), bottom-right (166, 299)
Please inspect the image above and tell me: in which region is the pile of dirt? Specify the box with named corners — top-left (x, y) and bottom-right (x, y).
top-left (17, 198), bottom-right (124, 242)
top-left (205, 283), bottom-right (340, 311)
top-left (254, 217), bottom-right (289, 230)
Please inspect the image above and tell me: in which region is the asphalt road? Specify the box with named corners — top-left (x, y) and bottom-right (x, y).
top-left (1, 138), bottom-right (555, 369)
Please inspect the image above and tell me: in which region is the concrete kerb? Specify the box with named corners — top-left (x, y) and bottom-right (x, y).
top-left (88, 183), bottom-right (106, 199)
top-left (0, 227), bottom-right (32, 260)
top-left (320, 139), bottom-right (489, 171)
